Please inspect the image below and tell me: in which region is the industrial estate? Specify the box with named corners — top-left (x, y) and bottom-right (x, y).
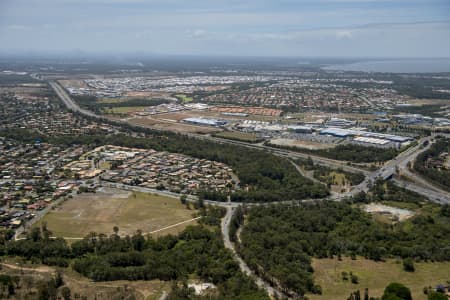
top-left (0, 59), bottom-right (450, 300)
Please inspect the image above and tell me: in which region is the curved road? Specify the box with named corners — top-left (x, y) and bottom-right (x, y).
top-left (48, 79), bottom-right (450, 299)
top-left (222, 206), bottom-right (289, 299)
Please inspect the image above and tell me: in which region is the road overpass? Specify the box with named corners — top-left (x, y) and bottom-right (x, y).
top-left (49, 80), bottom-right (450, 204)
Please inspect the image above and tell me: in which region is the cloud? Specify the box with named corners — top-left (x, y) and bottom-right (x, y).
top-left (0, 0), bottom-right (448, 57)
top-left (189, 29), bottom-right (207, 38)
top-left (6, 24), bottom-right (27, 30)
top-left (336, 30), bottom-right (353, 39)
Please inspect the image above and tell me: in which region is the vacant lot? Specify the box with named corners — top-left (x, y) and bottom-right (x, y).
top-left (104, 106), bottom-right (145, 114)
top-left (36, 188), bottom-right (197, 238)
top-left (270, 138), bottom-right (335, 150)
top-left (215, 131), bottom-right (261, 142)
top-left (309, 257), bottom-right (450, 300)
top-left (364, 203), bottom-right (415, 222)
top-left (129, 116), bottom-right (221, 134)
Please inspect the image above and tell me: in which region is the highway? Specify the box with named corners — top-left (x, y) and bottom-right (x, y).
top-left (49, 81), bottom-right (98, 118)
top-left (49, 80), bottom-right (369, 175)
top-left (350, 136), bottom-right (434, 194)
top-left (49, 80), bottom-right (450, 204)
top-left (49, 79), bottom-right (450, 298)
top-left (392, 178), bottom-right (450, 205)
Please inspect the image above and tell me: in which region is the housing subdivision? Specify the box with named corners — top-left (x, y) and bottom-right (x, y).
top-left (73, 145), bottom-right (237, 194)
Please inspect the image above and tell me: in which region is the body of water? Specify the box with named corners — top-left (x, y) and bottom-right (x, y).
top-left (323, 59), bottom-right (450, 73)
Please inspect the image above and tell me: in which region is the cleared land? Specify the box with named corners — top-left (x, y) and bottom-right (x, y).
top-left (214, 131), bottom-right (261, 142)
top-left (35, 188), bottom-right (197, 238)
top-left (104, 106), bottom-right (145, 114)
top-left (363, 203), bottom-right (415, 222)
top-left (129, 116), bottom-right (221, 134)
top-left (151, 109), bottom-right (280, 122)
top-left (270, 138), bottom-right (336, 150)
top-left (126, 108), bottom-right (279, 134)
top-left (0, 260), bottom-right (170, 300)
top-left (309, 257), bottom-right (450, 300)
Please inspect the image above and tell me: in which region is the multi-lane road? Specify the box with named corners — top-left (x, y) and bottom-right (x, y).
top-left (49, 81), bottom-right (98, 118)
top-left (49, 80), bottom-right (367, 174)
top-left (49, 80), bottom-right (450, 204)
top-left (47, 79), bottom-right (450, 299)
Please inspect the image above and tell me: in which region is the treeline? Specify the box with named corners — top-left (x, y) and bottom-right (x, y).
top-left (0, 128), bottom-right (329, 203)
top-left (364, 179), bottom-right (428, 205)
top-left (308, 144), bottom-right (399, 163)
top-left (1, 224), bottom-right (268, 299)
top-left (71, 227), bottom-right (237, 282)
top-left (392, 104), bottom-right (445, 118)
top-left (348, 282), bottom-right (412, 300)
top-left (296, 157), bottom-right (365, 186)
top-left (238, 198), bottom-right (450, 296)
top-left (0, 74), bottom-right (39, 85)
top-left (392, 76), bottom-right (450, 100)
top-left (267, 142), bottom-right (399, 163)
top-left (414, 138), bottom-right (450, 192)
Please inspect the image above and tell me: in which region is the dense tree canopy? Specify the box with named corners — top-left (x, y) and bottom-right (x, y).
top-left (268, 142), bottom-right (400, 163)
top-left (238, 196), bottom-right (450, 295)
top-left (0, 208), bottom-right (269, 300)
top-left (414, 138), bottom-right (450, 192)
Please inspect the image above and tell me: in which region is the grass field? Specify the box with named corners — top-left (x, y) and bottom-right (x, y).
top-left (104, 106), bottom-right (144, 114)
top-left (270, 138), bottom-right (336, 150)
top-left (309, 257), bottom-right (450, 300)
top-left (214, 131), bottom-right (261, 142)
top-left (35, 188), bottom-right (197, 238)
top-left (329, 171), bottom-right (346, 185)
top-left (176, 94), bottom-right (193, 103)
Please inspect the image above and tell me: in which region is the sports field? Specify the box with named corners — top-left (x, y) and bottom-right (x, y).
top-left (35, 188), bottom-right (197, 238)
top-left (175, 94), bottom-right (193, 103)
top-left (309, 257), bottom-right (450, 300)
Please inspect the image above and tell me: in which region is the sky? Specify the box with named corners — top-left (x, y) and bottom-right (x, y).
top-left (0, 0), bottom-right (449, 58)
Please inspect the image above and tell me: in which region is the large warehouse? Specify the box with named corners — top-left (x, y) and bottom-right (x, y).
top-left (183, 117), bottom-right (228, 127)
top-left (319, 127), bottom-right (413, 148)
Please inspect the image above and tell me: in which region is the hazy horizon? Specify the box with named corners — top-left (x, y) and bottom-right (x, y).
top-left (1, 0), bottom-right (449, 58)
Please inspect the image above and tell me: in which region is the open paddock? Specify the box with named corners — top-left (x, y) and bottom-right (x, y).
top-left (129, 116), bottom-right (222, 134)
top-left (104, 106), bottom-right (146, 114)
top-left (309, 257), bottom-right (450, 300)
top-left (214, 131), bottom-right (261, 142)
top-left (151, 108), bottom-right (281, 122)
top-left (34, 188), bottom-right (198, 238)
top-left (270, 138), bottom-right (336, 150)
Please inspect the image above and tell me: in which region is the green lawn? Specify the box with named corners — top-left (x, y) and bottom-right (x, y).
top-left (175, 94), bottom-right (193, 103)
top-left (35, 190), bottom-right (197, 238)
